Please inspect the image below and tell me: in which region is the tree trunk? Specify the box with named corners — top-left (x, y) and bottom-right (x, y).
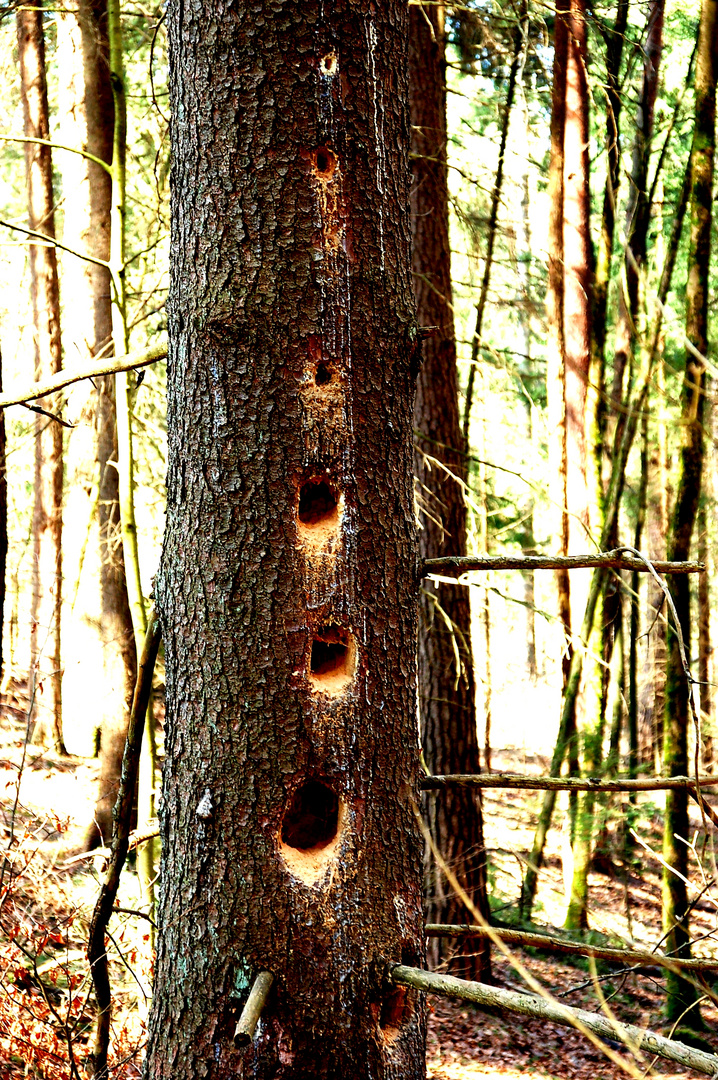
top-left (610, 0), bottom-right (665, 452)
top-left (145, 4), bottom-right (426, 1077)
top-left (562, 0), bottom-right (591, 578)
top-left (521, 1), bottom-right (570, 918)
top-left (0, 351), bottom-right (7, 685)
top-left (698, 489), bottom-right (712, 770)
top-left (662, 0), bottom-right (717, 1027)
top-left (83, 0), bottom-right (140, 853)
top-left (17, 5), bottom-right (65, 754)
top-left (55, 0), bottom-right (138, 843)
top-left (545, 0), bottom-right (571, 683)
top-left (409, 3), bottom-right (490, 982)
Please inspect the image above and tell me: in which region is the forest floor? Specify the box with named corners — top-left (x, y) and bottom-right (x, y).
top-left (0, 693), bottom-right (716, 1079)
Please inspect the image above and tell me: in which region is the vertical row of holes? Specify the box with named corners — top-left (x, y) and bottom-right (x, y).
top-left (278, 130), bottom-right (349, 878)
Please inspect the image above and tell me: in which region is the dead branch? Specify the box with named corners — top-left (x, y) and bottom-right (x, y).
top-left (233, 971), bottom-right (274, 1048)
top-left (425, 925), bottom-right (718, 972)
top-left (388, 965), bottom-right (718, 1077)
top-left (0, 338), bottom-right (167, 409)
top-left (423, 549), bottom-right (704, 576)
top-left (421, 772), bottom-right (718, 792)
top-left (86, 608), bottom-right (161, 1080)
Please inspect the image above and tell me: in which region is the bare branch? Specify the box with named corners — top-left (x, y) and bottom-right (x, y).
top-left (0, 339), bottom-right (167, 409)
top-left (420, 772), bottom-right (718, 793)
top-left (388, 965), bottom-right (718, 1077)
top-left (423, 549), bottom-right (704, 577)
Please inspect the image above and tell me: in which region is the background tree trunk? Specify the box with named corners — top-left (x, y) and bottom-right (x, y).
top-left (17, 5), bottom-right (65, 753)
top-left (662, 0), bottom-right (717, 1027)
top-left (56, 0), bottom-right (137, 844)
top-left (81, 0), bottom-right (138, 852)
top-left (410, 2), bottom-right (491, 982)
top-left (145, 3), bottom-right (426, 1076)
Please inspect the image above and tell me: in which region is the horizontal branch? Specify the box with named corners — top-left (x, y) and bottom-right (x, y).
top-left (388, 965), bottom-right (718, 1077)
top-left (423, 550), bottom-right (704, 576)
top-left (420, 772), bottom-right (718, 792)
top-left (0, 339), bottom-right (167, 409)
top-left (425, 925), bottom-right (718, 972)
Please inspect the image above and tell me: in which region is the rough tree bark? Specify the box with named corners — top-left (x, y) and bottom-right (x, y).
top-left (17, 5), bottom-right (65, 753)
top-left (409, 2), bottom-right (490, 982)
top-left (662, 0), bottom-right (717, 1028)
top-left (144, 4), bottom-right (426, 1077)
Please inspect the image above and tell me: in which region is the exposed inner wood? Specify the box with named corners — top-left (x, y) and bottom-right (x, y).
top-left (309, 624), bottom-right (356, 695)
top-left (279, 787), bottom-right (346, 886)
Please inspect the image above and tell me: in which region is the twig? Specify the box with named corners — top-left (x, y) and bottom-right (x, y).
top-left (0, 338), bottom-right (166, 409)
top-left (388, 965), bottom-right (718, 1077)
top-left (21, 401), bottom-right (74, 428)
top-left (63, 819), bottom-right (160, 867)
top-left (86, 608), bottom-right (161, 1080)
top-left (233, 971), bottom-right (274, 1048)
top-left (423, 549), bottom-right (704, 577)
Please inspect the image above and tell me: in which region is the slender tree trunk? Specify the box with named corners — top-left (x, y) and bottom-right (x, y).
top-left (610, 0), bottom-right (665, 451)
top-left (56, 0), bottom-right (138, 843)
top-left (546, 0), bottom-right (571, 684)
top-left (104, 0), bottom-right (156, 909)
top-left (562, 0), bottom-right (591, 575)
top-left (515, 50), bottom-right (538, 679)
top-left (698, 488), bottom-right (712, 770)
top-left (17, 5), bottom-right (65, 754)
top-left (0, 351), bottom-right (6, 685)
top-left (521, 1), bottom-right (570, 918)
top-left (629, 411), bottom-right (650, 785)
top-left (589, 0), bottom-right (628, 499)
top-left (462, 15), bottom-right (523, 444)
top-left (662, 0), bottom-right (717, 1027)
top-left (83, 0), bottom-right (141, 854)
top-left (410, 2), bottom-right (490, 982)
top-left (145, 4), bottom-right (426, 1076)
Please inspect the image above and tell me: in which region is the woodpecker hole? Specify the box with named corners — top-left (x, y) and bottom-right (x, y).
top-left (309, 625), bottom-right (355, 694)
top-left (314, 146), bottom-right (336, 180)
top-left (298, 479), bottom-right (337, 526)
top-left (315, 363), bottom-right (332, 386)
top-left (320, 52), bottom-right (337, 76)
top-left (379, 986), bottom-right (414, 1041)
top-left (281, 781), bottom-right (339, 851)
top-left (279, 781), bottom-right (345, 885)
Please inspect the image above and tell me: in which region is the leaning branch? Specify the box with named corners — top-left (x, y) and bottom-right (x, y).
top-left (425, 925), bottom-right (718, 972)
top-left (420, 772), bottom-right (718, 792)
top-left (423, 549), bottom-right (704, 577)
top-left (0, 338), bottom-right (167, 409)
top-left (87, 609), bottom-right (161, 1080)
top-left (234, 972), bottom-right (274, 1048)
top-left (388, 965), bottom-right (718, 1077)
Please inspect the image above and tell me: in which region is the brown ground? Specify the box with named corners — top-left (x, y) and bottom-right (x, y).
top-left (0, 695), bottom-right (716, 1078)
